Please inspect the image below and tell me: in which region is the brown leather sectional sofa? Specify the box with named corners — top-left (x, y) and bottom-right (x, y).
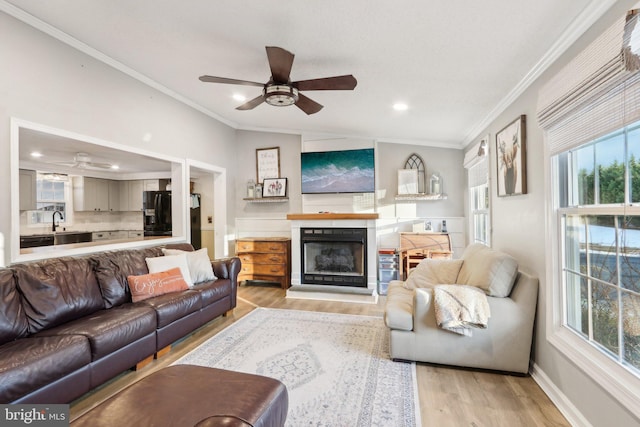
top-left (0, 243), bottom-right (241, 404)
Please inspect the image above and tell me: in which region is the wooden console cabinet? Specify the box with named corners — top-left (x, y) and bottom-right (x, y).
top-left (236, 237), bottom-right (291, 289)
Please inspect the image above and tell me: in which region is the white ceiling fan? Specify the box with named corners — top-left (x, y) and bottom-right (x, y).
top-left (53, 152), bottom-right (114, 170)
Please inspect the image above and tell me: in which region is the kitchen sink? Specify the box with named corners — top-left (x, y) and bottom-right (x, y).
top-left (54, 231), bottom-right (92, 245)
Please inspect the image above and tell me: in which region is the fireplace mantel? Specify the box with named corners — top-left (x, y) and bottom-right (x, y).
top-left (286, 213), bottom-right (379, 220)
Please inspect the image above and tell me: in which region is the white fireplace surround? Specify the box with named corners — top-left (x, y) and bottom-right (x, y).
top-left (287, 214), bottom-right (378, 303)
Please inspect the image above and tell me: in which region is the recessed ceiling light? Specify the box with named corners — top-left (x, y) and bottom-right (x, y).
top-left (233, 94), bottom-right (247, 102)
top-left (30, 151), bottom-right (43, 158)
top-left (110, 165), bottom-right (119, 170)
top-left (393, 103), bottom-right (408, 111)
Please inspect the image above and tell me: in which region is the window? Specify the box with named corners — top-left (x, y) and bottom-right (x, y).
top-left (557, 122), bottom-right (640, 375)
top-left (539, 9), bottom-right (640, 415)
top-left (28, 173), bottom-right (67, 225)
top-left (465, 137), bottom-right (490, 246)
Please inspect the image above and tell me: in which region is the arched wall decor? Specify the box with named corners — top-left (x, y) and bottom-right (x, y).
top-left (404, 153), bottom-right (427, 194)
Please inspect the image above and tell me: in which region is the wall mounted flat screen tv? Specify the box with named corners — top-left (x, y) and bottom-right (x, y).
top-left (301, 148), bottom-right (375, 194)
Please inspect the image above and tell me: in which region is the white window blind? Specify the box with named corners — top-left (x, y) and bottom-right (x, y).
top-left (468, 157), bottom-right (488, 188)
top-left (537, 10), bottom-right (640, 155)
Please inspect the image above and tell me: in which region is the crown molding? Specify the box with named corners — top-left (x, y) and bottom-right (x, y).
top-left (462, 0), bottom-right (620, 147)
top-left (0, 1), bottom-right (238, 129)
top-left (2, 0), bottom-right (616, 150)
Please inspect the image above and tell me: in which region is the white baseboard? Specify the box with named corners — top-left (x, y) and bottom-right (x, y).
top-left (531, 362), bottom-right (592, 427)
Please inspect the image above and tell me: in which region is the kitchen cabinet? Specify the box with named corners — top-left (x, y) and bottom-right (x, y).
top-left (73, 176), bottom-right (110, 211)
top-left (108, 180), bottom-right (120, 211)
top-left (118, 180), bottom-right (144, 211)
top-left (109, 231), bottom-right (128, 239)
top-left (92, 230), bottom-right (130, 242)
top-left (19, 169), bottom-right (37, 211)
top-left (144, 179), bottom-right (171, 192)
top-left (91, 231), bottom-right (110, 241)
top-left (129, 180), bottom-right (144, 211)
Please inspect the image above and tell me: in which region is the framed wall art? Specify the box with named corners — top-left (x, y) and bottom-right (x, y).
top-left (262, 178), bottom-right (287, 197)
top-left (496, 115), bottom-right (527, 197)
top-left (256, 147), bottom-right (280, 183)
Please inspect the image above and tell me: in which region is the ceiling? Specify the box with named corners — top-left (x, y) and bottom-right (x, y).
top-left (3, 1), bottom-right (608, 148)
top-left (18, 127), bottom-right (173, 176)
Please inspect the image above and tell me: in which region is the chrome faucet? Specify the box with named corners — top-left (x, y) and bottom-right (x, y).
top-left (52, 210), bottom-right (64, 232)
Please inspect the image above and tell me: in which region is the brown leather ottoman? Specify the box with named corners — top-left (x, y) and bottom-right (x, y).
top-left (71, 365), bottom-right (288, 427)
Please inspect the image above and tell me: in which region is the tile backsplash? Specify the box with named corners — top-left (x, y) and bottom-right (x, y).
top-left (21, 211), bottom-right (144, 235)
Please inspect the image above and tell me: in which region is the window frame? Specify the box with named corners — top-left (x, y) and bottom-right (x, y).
top-left (547, 144), bottom-right (640, 417)
top-left (467, 155), bottom-right (491, 246)
top-left (27, 173), bottom-right (69, 227)
top-left (469, 182), bottom-right (490, 245)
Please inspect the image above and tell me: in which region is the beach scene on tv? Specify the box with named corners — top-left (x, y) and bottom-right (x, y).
top-left (301, 148), bottom-right (375, 194)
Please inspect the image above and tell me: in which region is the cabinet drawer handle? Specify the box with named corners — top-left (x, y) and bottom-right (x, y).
top-left (268, 246), bottom-right (281, 251)
top-left (269, 257), bottom-right (281, 262)
top-left (270, 268), bottom-right (281, 273)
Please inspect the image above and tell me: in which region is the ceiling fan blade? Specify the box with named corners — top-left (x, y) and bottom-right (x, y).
top-left (199, 75), bottom-right (264, 87)
top-left (91, 162), bottom-right (113, 169)
top-left (293, 75), bottom-right (358, 91)
top-left (295, 93), bottom-right (323, 115)
top-left (236, 95), bottom-right (265, 111)
top-left (266, 46), bottom-right (294, 83)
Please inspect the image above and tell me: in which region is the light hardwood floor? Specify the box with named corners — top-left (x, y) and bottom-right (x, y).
top-left (70, 284), bottom-right (570, 426)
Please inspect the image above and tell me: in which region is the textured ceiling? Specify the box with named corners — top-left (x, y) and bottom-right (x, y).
top-left (3, 0), bottom-right (605, 148)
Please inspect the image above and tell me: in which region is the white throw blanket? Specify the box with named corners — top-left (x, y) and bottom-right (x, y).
top-left (434, 284), bottom-right (490, 336)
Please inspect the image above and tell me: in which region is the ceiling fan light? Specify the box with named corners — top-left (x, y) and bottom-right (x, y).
top-left (264, 85), bottom-right (299, 107)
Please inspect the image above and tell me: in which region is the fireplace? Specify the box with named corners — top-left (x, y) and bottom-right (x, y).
top-left (300, 227), bottom-right (367, 287)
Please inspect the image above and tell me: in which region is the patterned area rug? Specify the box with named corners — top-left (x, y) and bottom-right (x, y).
top-left (173, 308), bottom-right (421, 427)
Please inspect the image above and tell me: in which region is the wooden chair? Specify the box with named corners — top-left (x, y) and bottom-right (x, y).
top-left (398, 232), bottom-right (453, 280)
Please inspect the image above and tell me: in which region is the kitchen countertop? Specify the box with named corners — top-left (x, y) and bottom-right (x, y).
top-left (20, 230), bottom-right (143, 237)
top-left (19, 235), bottom-right (165, 255)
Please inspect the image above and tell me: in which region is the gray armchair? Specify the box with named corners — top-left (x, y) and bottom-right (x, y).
top-left (384, 244), bottom-right (539, 374)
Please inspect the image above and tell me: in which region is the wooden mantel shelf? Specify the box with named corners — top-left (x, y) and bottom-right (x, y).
top-left (286, 213), bottom-right (379, 220)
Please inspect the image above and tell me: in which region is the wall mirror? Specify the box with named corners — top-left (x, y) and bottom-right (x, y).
top-left (11, 118), bottom-right (185, 264)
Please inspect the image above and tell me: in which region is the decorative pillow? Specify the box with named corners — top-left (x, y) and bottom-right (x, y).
top-left (128, 267), bottom-right (190, 302)
top-left (456, 243), bottom-right (519, 297)
top-left (162, 248), bottom-right (216, 284)
top-left (403, 259), bottom-right (464, 290)
top-left (145, 253), bottom-right (194, 288)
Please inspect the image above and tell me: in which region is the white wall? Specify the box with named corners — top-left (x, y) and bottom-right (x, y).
top-left (0, 11), bottom-right (237, 265)
top-left (465, 1), bottom-right (640, 426)
top-left (233, 131), bottom-right (466, 255)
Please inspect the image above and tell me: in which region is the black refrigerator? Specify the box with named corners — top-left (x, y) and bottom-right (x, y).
top-left (190, 193), bottom-right (201, 250)
top-left (143, 191), bottom-right (172, 236)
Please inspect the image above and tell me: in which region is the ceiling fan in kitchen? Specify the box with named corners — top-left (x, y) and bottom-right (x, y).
top-left (199, 46), bottom-right (357, 115)
top-left (52, 152), bottom-right (114, 170)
